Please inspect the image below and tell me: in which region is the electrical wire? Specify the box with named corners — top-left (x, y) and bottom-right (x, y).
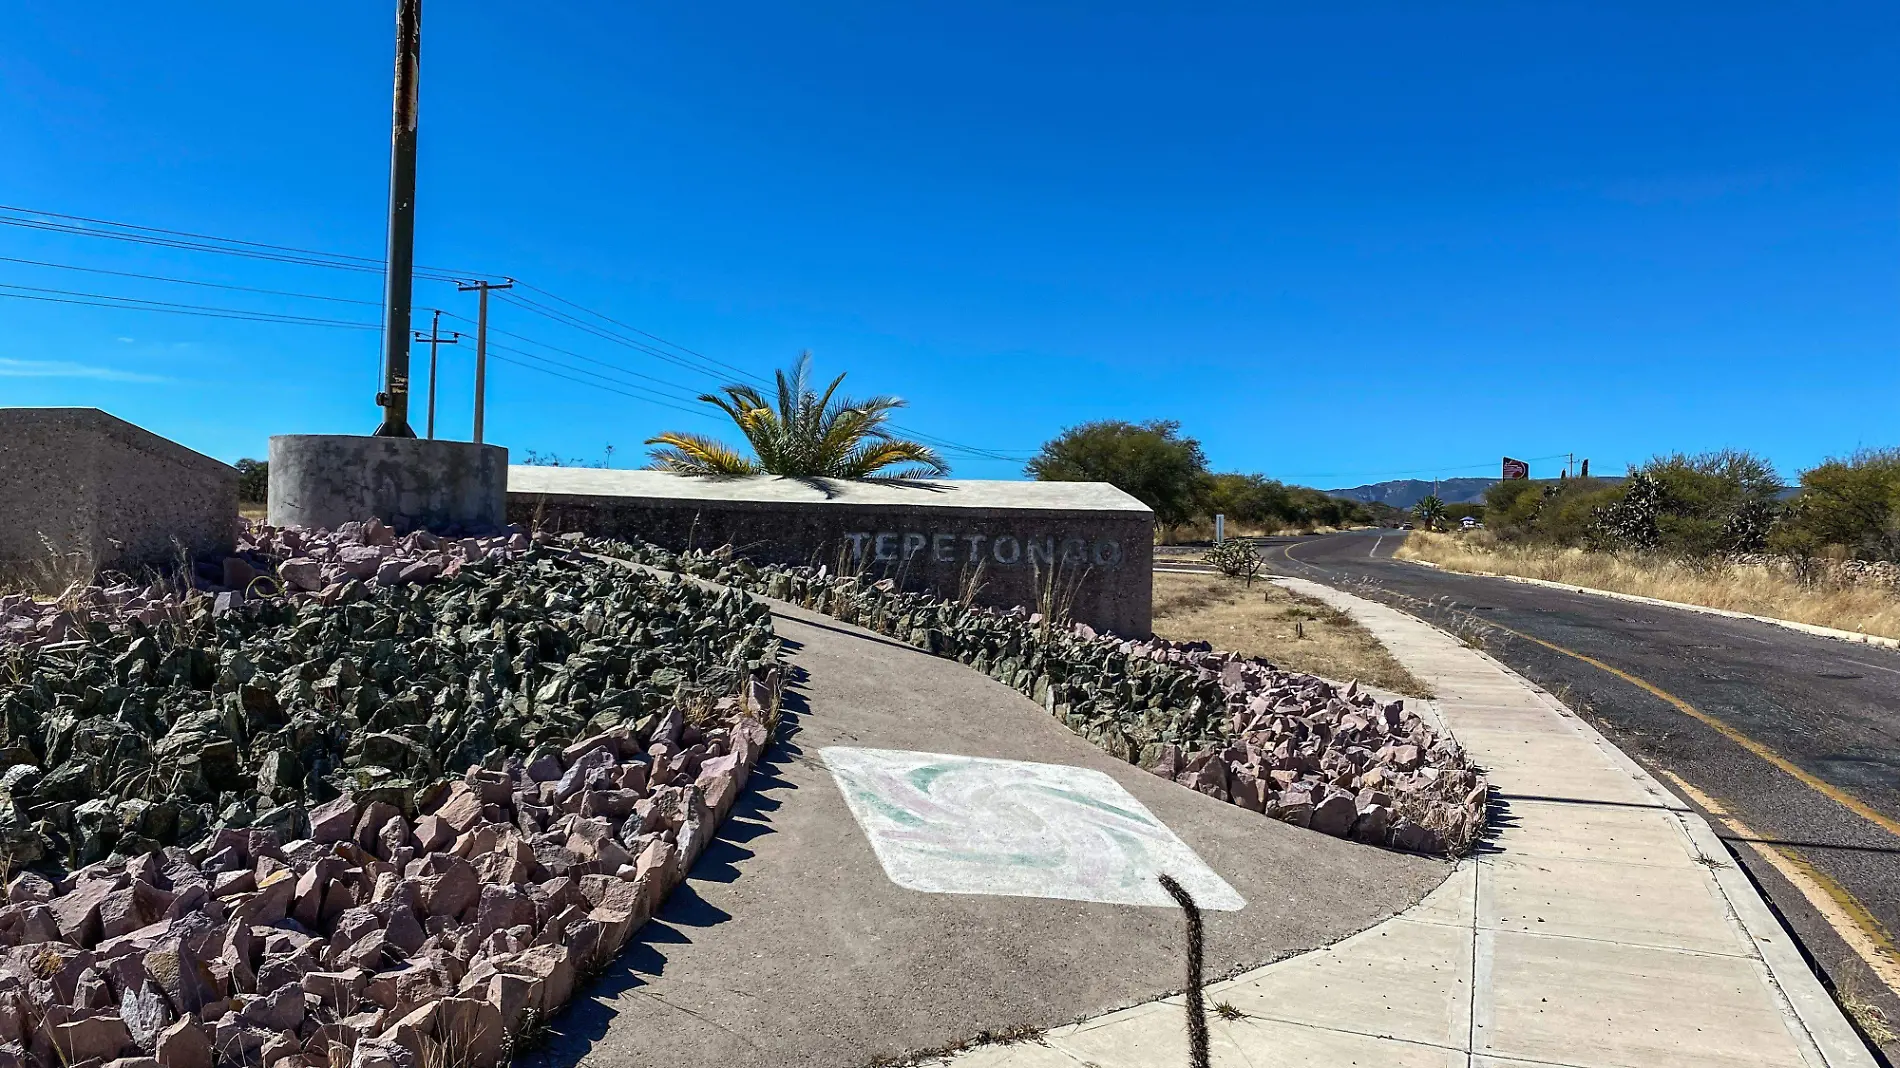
top-left (0, 203), bottom-right (480, 282)
top-left (0, 204), bottom-right (1045, 462)
top-left (0, 254), bottom-right (382, 306)
top-left (512, 280), bottom-right (765, 384)
top-left (485, 353), bottom-right (715, 420)
top-left (0, 285), bottom-right (380, 329)
top-left (434, 309), bottom-right (708, 401)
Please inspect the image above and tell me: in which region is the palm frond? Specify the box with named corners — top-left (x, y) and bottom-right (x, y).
top-left (644, 353), bottom-right (950, 479)
top-left (836, 438), bottom-right (949, 479)
top-left (643, 432), bottom-right (762, 476)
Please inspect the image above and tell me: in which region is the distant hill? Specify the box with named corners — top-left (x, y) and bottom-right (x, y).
top-left (1328, 474), bottom-right (1630, 510)
top-left (1328, 477), bottom-right (1497, 508)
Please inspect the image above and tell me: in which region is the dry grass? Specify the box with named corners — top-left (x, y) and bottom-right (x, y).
top-left (1160, 521), bottom-right (1358, 545)
top-left (239, 503), bottom-right (267, 521)
top-left (1397, 531), bottom-right (1900, 640)
top-left (1151, 571), bottom-right (1430, 697)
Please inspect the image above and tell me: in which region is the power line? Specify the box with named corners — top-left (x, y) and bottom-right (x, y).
top-left (434, 309), bottom-right (707, 400)
top-left (0, 254), bottom-right (382, 306)
top-left (0, 285), bottom-right (380, 329)
top-left (0, 204), bottom-right (483, 282)
top-left (493, 290), bottom-right (763, 387)
top-left (0, 202), bottom-right (1040, 461)
top-left (483, 340), bottom-right (709, 413)
top-left (512, 280), bottom-right (766, 384)
top-left (484, 352), bottom-right (714, 420)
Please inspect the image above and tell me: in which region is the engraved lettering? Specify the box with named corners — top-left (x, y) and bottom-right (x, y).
top-left (875, 532), bottom-right (898, 561)
top-left (1025, 536), bottom-right (1054, 567)
top-left (903, 532), bottom-right (928, 559)
top-left (845, 532), bottom-right (870, 560)
top-left (933, 533), bottom-right (956, 562)
top-left (992, 535), bottom-right (1020, 564)
top-left (1060, 537), bottom-right (1087, 564)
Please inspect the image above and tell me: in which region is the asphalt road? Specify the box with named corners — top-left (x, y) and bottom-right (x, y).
top-left (1267, 528), bottom-right (1900, 1053)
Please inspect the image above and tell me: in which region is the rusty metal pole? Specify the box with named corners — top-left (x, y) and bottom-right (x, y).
top-left (375, 0), bottom-right (423, 437)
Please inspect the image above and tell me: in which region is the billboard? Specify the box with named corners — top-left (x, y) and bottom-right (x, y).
top-left (1501, 457), bottom-right (1529, 480)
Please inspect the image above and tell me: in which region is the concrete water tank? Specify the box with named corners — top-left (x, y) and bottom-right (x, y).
top-left (268, 434), bottom-right (507, 534)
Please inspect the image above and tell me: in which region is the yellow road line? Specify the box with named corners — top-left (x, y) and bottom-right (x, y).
top-left (1662, 770), bottom-right (1900, 992)
top-left (1480, 618), bottom-right (1900, 842)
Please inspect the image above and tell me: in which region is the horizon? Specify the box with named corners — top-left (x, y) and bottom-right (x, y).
top-left (2, 3), bottom-right (1894, 486)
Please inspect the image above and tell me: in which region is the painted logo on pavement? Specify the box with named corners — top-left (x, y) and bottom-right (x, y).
top-left (821, 746), bottom-right (1246, 910)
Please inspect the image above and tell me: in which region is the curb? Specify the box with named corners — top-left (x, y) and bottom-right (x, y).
top-left (1398, 557), bottom-right (1900, 651)
top-left (1281, 576), bottom-right (1879, 1068)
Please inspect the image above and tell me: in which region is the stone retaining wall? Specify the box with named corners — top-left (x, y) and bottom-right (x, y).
top-left (508, 468), bottom-right (1156, 637)
top-left (0, 408), bottom-right (236, 592)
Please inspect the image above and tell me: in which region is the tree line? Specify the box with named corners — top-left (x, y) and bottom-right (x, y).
top-left (1024, 419), bottom-right (1395, 536)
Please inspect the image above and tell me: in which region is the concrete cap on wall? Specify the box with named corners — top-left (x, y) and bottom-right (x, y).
top-left (506, 468), bottom-right (1151, 515)
top-left (0, 406), bottom-right (236, 476)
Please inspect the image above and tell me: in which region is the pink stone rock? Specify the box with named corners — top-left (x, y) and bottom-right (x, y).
top-left (279, 559), bottom-right (323, 593)
top-left (432, 788), bottom-right (484, 834)
top-left (309, 798), bottom-right (360, 845)
top-left (51, 1015), bottom-right (133, 1063)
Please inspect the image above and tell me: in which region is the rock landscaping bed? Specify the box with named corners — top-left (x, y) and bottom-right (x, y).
top-left (590, 538), bottom-right (1488, 856)
top-left (0, 522), bottom-right (784, 1068)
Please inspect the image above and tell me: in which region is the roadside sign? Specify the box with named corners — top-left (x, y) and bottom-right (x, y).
top-left (1502, 457), bottom-right (1529, 480)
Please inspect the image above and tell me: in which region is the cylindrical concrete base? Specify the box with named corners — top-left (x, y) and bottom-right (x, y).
top-left (268, 435), bottom-right (508, 534)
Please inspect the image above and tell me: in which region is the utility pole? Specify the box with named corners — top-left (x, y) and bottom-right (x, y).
top-left (375, 0), bottom-right (424, 438)
top-left (457, 278), bottom-right (513, 443)
top-left (411, 309), bottom-right (460, 440)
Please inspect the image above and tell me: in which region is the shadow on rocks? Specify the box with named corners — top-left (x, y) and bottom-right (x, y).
top-left (519, 662), bottom-right (812, 1068)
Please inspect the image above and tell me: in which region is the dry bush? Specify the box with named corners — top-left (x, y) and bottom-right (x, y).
top-left (1397, 531), bottom-right (1900, 640)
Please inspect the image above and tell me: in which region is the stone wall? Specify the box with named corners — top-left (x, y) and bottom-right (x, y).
top-left (509, 469), bottom-right (1156, 636)
top-left (0, 408), bottom-right (236, 590)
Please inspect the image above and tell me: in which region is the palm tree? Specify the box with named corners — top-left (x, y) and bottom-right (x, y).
top-left (1412, 494), bottom-right (1448, 531)
top-left (645, 353), bottom-right (950, 479)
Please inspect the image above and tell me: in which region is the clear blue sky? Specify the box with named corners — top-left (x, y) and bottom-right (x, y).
top-left (1, 2), bottom-right (1893, 486)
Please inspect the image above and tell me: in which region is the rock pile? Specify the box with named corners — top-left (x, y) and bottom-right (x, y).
top-left (0, 534), bottom-right (787, 1068)
top-left (0, 703), bottom-right (773, 1068)
top-left (1, 519), bottom-right (533, 655)
top-left (595, 537), bottom-right (1487, 855)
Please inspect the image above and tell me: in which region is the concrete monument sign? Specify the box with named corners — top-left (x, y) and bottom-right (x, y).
top-left (0, 408), bottom-right (236, 590)
top-left (507, 468), bottom-right (1154, 635)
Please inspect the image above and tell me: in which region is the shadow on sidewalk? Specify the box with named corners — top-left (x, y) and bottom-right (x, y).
top-left (517, 656), bottom-right (814, 1068)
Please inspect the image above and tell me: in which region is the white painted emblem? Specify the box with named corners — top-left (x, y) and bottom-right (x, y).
top-left (821, 746), bottom-right (1245, 911)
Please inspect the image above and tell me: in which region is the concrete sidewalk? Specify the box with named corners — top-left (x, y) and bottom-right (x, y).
top-left (937, 577), bottom-right (1879, 1068)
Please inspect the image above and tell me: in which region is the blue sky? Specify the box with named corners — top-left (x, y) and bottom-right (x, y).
top-left (0, 2), bottom-right (1893, 486)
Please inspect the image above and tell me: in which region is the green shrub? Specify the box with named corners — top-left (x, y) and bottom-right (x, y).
top-left (1029, 420), bottom-right (1208, 531)
top-left (1777, 449), bottom-right (1900, 561)
top-left (234, 458), bottom-right (268, 504)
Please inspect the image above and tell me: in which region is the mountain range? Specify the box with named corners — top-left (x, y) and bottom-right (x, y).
top-left (1326, 477), bottom-right (1498, 508)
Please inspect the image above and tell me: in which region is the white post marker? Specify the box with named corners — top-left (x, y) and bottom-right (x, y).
top-left (1214, 514), bottom-right (1225, 545)
top-left (822, 746), bottom-right (1245, 910)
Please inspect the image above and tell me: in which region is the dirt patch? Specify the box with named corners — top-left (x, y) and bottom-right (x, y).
top-left (1151, 571), bottom-right (1431, 697)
